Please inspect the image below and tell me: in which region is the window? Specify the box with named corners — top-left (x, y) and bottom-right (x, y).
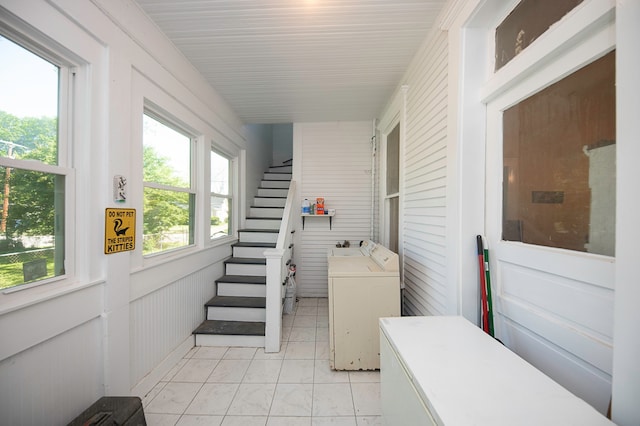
top-left (142, 113), bottom-right (195, 255)
top-left (495, 0), bottom-right (584, 70)
top-left (0, 34), bottom-right (70, 290)
top-left (210, 150), bottom-right (232, 239)
top-left (385, 123), bottom-right (400, 253)
top-left (502, 51), bottom-right (616, 255)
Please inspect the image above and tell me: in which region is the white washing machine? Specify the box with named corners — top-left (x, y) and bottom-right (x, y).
top-left (327, 239), bottom-right (377, 257)
top-left (327, 244), bottom-right (400, 370)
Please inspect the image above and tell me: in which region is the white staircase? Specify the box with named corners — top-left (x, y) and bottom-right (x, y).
top-left (193, 163), bottom-right (292, 347)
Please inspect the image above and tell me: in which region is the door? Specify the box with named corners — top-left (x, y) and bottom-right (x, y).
top-left (485, 49), bottom-right (615, 415)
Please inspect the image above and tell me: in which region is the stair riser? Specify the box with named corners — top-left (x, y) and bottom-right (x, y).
top-left (263, 173), bottom-right (291, 181)
top-left (207, 307), bottom-right (266, 322)
top-left (239, 232), bottom-right (278, 243)
top-left (233, 246), bottom-right (271, 258)
top-left (225, 263), bottom-right (266, 276)
top-left (195, 334), bottom-right (265, 347)
top-left (269, 166), bottom-right (292, 173)
top-left (217, 283), bottom-right (266, 297)
top-left (249, 207), bottom-right (284, 218)
top-left (254, 198), bottom-right (286, 207)
top-left (245, 219), bottom-right (281, 230)
top-left (258, 188), bottom-right (289, 197)
top-left (261, 180), bottom-right (291, 189)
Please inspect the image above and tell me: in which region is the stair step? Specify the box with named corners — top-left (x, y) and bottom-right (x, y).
top-left (206, 296), bottom-right (266, 322)
top-left (216, 274), bottom-right (267, 284)
top-left (232, 242), bottom-right (276, 258)
top-left (224, 257), bottom-right (266, 276)
top-left (263, 172), bottom-right (292, 181)
top-left (254, 197), bottom-right (287, 207)
top-left (258, 188), bottom-right (288, 197)
top-left (216, 274), bottom-right (266, 297)
top-left (194, 320), bottom-right (265, 335)
top-left (268, 165), bottom-right (292, 173)
top-left (238, 229), bottom-right (279, 243)
top-left (261, 180), bottom-right (291, 189)
top-left (194, 320), bottom-right (265, 347)
top-left (249, 206), bottom-right (285, 218)
top-left (206, 295), bottom-right (266, 308)
top-left (245, 217), bottom-right (282, 230)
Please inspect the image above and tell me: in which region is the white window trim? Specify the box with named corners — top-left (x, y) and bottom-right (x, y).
top-left (0, 27), bottom-right (79, 295)
top-left (377, 85), bottom-right (408, 285)
top-left (141, 109), bottom-right (198, 258)
top-left (209, 147), bottom-right (236, 241)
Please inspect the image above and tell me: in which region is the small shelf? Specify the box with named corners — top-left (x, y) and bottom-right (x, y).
top-left (301, 212), bottom-right (335, 230)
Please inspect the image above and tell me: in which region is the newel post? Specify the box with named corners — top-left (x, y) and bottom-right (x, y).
top-left (264, 248), bottom-right (285, 352)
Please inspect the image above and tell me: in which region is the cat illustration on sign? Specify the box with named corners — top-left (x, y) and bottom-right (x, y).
top-left (114, 218), bottom-right (130, 236)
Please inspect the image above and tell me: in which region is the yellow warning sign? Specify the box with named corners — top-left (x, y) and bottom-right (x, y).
top-left (105, 208), bottom-right (136, 254)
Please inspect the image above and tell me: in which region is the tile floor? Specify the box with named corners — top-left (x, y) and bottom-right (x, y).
top-left (142, 297), bottom-right (384, 426)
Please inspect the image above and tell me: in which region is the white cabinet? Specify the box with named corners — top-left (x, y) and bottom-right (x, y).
top-left (379, 316), bottom-right (613, 425)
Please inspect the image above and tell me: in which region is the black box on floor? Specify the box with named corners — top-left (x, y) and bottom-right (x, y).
top-left (68, 396), bottom-right (146, 426)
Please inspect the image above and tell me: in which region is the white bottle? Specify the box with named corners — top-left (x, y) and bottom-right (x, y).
top-left (302, 198), bottom-right (310, 214)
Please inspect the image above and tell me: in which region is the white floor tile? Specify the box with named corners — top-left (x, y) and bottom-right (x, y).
top-left (192, 347), bottom-right (229, 359)
top-left (348, 371), bottom-right (379, 383)
top-left (270, 383), bottom-right (313, 416)
top-left (296, 306), bottom-right (319, 316)
top-left (312, 384), bottom-right (355, 417)
top-left (313, 360), bottom-right (349, 384)
top-left (288, 327), bottom-right (317, 342)
top-left (282, 315), bottom-right (295, 327)
top-left (243, 359), bottom-right (283, 383)
top-left (278, 359), bottom-right (315, 383)
top-left (350, 383), bottom-right (381, 416)
top-left (146, 298), bottom-right (383, 426)
top-left (207, 359), bottom-right (251, 383)
top-left (315, 342), bottom-right (330, 360)
top-left (143, 381), bottom-right (169, 408)
top-left (146, 382), bottom-right (203, 414)
top-left (266, 416), bottom-right (312, 426)
top-left (311, 416), bottom-right (357, 426)
top-left (298, 298), bottom-right (319, 307)
top-left (221, 415), bottom-right (267, 426)
top-left (227, 383), bottom-right (276, 416)
top-left (223, 347), bottom-right (257, 360)
top-left (184, 383), bottom-right (239, 415)
top-left (281, 327), bottom-right (292, 341)
top-left (176, 414), bottom-right (224, 425)
top-left (315, 328), bottom-right (329, 342)
top-left (173, 359), bottom-right (219, 383)
top-left (284, 342), bottom-right (316, 360)
top-left (355, 416), bottom-right (383, 426)
top-left (145, 413), bottom-right (182, 426)
top-left (163, 359), bottom-right (188, 381)
top-left (254, 344), bottom-right (287, 360)
top-left (293, 315), bottom-right (318, 328)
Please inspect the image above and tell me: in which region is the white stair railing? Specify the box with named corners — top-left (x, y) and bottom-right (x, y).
top-left (264, 180), bottom-right (296, 353)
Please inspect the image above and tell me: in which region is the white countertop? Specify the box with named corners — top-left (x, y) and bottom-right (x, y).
top-left (379, 316), bottom-right (613, 426)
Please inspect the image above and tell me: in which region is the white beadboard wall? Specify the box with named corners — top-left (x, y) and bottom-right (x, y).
top-left (0, 318), bottom-right (103, 425)
top-left (293, 122), bottom-right (374, 297)
top-left (400, 30), bottom-right (449, 316)
top-left (130, 259), bottom-right (224, 386)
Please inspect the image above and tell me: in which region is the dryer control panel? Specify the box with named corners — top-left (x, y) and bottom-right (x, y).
top-left (370, 245), bottom-right (399, 272)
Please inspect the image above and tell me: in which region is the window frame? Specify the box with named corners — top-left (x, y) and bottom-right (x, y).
top-left (141, 108), bottom-right (197, 258)
top-left (0, 27), bottom-right (77, 294)
top-left (209, 147), bottom-right (234, 241)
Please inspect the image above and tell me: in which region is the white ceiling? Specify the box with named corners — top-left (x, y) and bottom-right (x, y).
top-left (134, 0), bottom-right (449, 124)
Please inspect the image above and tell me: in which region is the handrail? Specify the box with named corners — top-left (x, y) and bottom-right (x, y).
top-left (264, 180), bottom-right (296, 352)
